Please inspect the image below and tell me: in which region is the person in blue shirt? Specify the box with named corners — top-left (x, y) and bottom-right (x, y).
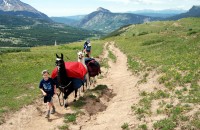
top-left (39, 70), bottom-right (57, 118)
top-left (83, 39), bottom-right (91, 57)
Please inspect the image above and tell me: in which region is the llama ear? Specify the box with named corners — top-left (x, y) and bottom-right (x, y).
top-left (61, 53), bottom-right (63, 59)
top-left (56, 54), bottom-right (59, 58)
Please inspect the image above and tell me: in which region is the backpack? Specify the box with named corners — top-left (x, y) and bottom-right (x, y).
top-left (86, 46), bottom-right (91, 52)
top-left (85, 58), bottom-right (101, 77)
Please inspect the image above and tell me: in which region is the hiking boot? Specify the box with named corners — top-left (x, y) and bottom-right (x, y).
top-left (51, 107), bottom-right (56, 114)
top-left (45, 110), bottom-right (50, 118)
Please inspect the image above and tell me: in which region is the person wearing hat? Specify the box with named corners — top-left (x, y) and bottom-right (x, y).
top-left (83, 39), bottom-right (91, 57)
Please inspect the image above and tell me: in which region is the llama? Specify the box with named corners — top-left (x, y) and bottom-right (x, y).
top-left (77, 51), bottom-right (90, 91)
top-left (78, 51), bottom-right (101, 87)
top-left (55, 53), bottom-right (84, 107)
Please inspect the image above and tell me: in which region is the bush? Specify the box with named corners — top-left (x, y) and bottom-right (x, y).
top-left (153, 118), bottom-right (176, 130)
top-left (138, 32), bottom-right (148, 36)
top-left (142, 39), bottom-right (164, 46)
top-left (187, 31), bottom-right (197, 35)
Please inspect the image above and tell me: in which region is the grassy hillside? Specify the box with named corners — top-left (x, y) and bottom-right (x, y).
top-left (0, 40), bottom-right (104, 124)
top-left (106, 18), bottom-right (200, 129)
top-left (0, 14), bottom-right (100, 47)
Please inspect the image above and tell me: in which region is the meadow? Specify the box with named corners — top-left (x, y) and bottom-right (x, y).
top-left (0, 40), bottom-right (104, 124)
top-left (1, 17), bottom-right (200, 129)
top-left (107, 18), bottom-right (200, 129)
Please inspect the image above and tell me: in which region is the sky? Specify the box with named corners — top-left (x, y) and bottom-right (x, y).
top-left (20, 0), bottom-right (200, 17)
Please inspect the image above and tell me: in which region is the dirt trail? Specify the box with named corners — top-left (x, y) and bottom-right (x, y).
top-left (70, 42), bottom-right (141, 130)
top-left (0, 91), bottom-right (77, 130)
top-left (0, 42), bottom-right (141, 130)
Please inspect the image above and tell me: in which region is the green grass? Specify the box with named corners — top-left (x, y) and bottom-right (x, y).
top-left (93, 84), bottom-right (108, 91)
top-left (0, 40), bottom-right (103, 120)
top-left (108, 50), bottom-right (117, 63)
top-left (72, 97), bottom-right (86, 109)
top-left (58, 124), bottom-right (69, 130)
top-left (107, 18), bottom-right (200, 129)
top-left (100, 58), bottom-right (109, 68)
top-left (190, 112), bottom-right (200, 129)
top-left (121, 122), bottom-right (130, 130)
top-left (0, 47), bottom-right (30, 54)
top-left (64, 113), bottom-right (77, 123)
top-left (138, 124), bottom-right (148, 130)
top-left (153, 118), bottom-right (176, 130)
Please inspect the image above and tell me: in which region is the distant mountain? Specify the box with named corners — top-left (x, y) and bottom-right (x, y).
top-left (128, 9), bottom-right (186, 18)
top-left (0, 0), bottom-right (51, 21)
top-left (51, 17), bottom-right (78, 25)
top-left (65, 15), bottom-right (86, 20)
top-left (76, 7), bottom-right (158, 33)
top-left (50, 15), bottom-right (85, 25)
top-left (167, 6), bottom-right (200, 20)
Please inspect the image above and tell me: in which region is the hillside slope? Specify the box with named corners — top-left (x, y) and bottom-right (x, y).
top-left (106, 17), bottom-right (200, 129)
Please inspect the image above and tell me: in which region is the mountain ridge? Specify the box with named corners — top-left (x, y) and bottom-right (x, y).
top-left (167, 5), bottom-right (200, 20)
top-left (0, 0), bottom-right (51, 21)
top-left (75, 7), bottom-right (157, 33)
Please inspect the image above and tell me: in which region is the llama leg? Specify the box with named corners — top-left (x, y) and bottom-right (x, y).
top-left (74, 89), bottom-right (78, 102)
top-left (64, 87), bottom-right (75, 108)
top-left (82, 84), bottom-right (85, 92)
top-left (86, 73), bottom-right (89, 89)
top-left (79, 87), bottom-right (81, 96)
top-left (89, 76), bottom-right (91, 88)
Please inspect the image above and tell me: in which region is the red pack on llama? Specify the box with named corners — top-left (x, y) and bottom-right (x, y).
top-left (51, 62), bottom-right (87, 80)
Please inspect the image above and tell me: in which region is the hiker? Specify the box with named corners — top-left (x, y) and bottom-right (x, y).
top-left (39, 70), bottom-right (57, 118)
top-left (83, 39), bottom-right (91, 57)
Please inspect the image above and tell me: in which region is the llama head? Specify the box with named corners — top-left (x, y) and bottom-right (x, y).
top-left (77, 50), bottom-right (84, 60)
top-left (56, 53), bottom-right (64, 67)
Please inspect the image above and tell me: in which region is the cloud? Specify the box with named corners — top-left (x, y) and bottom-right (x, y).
top-left (99, 0), bottom-right (200, 5)
top-left (99, 0), bottom-right (164, 4)
top-left (133, 0), bottom-right (164, 4)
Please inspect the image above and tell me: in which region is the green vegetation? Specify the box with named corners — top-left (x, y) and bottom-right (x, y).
top-left (58, 124), bottom-right (69, 130)
top-left (106, 17), bottom-right (200, 129)
top-left (0, 40), bottom-right (103, 122)
top-left (0, 47), bottom-right (30, 54)
top-left (0, 14), bottom-right (101, 47)
top-left (72, 97), bottom-right (86, 109)
top-left (64, 113), bottom-right (77, 123)
top-left (138, 124), bottom-right (148, 130)
top-left (121, 122), bottom-right (130, 130)
top-left (108, 50), bottom-right (117, 63)
top-left (153, 118), bottom-right (176, 130)
top-left (100, 58), bottom-right (109, 69)
top-left (92, 84), bottom-right (108, 91)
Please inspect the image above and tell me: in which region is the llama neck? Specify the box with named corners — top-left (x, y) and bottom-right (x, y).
top-left (78, 57), bottom-right (85, 65)
top-left (57, 64), bottom-right (69, 86)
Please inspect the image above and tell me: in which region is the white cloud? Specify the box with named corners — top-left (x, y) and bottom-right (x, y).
top-left (130, 0), bottom-right (164, 4)
top-left (99, 0), bottom-right (164, 4)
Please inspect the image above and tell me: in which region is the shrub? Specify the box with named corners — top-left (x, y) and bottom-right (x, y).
top-left (142, 39), bottom-right (164, 46)
top-left (138, 32), bottom-right (148, 36)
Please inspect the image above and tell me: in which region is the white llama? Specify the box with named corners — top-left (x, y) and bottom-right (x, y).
top-left (77, 51), bottom-right (90, 91)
